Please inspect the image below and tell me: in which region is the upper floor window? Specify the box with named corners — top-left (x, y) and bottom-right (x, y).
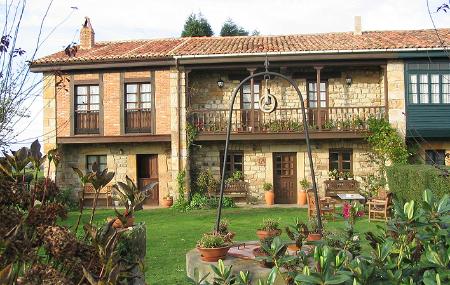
top-left (125, 83), bottom-right (152, 133)
top-left (75, 85), bottom-right (100, 134)
top-left (329, 149), bottom-right (353, 174)
top-left (307, 82), bottom-right (327, 108)
top-left (425, 149), bottom-right (445, 166)
top-left (407, 62), bottom-right (450, 104)
top-left (241, 83), bottom-right (260, 110)
top-left (86, 155), bottom-right (107, 172)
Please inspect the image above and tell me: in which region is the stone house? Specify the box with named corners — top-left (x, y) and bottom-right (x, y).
top-left (31, 17), bottom-right (450, 205)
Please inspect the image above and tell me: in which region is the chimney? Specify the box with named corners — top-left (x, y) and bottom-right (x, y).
top-left (354, 16), bottom-right (362, 35)
top-left (80, 17), bottom-right (95, 49)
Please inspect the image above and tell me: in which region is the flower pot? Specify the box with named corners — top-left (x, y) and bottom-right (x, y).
top-left (256, 229), bottom-right (281, 240)
top-left (197, 245), bottom-right (231, 262)
top-left (112, 218), bottom-right (124, 228)
top-left (307, 233), bottom-right (322, 241)
top-left (264, 191), bottom-right (274, 205)
top-left (161, 197), bottom-right (173, 208)
top-left (287, 244), bottom-right (301, 251)
top-left (298, 190), bottom-right (307, 205)
top-left (253, 247), bottom-right (274, 268)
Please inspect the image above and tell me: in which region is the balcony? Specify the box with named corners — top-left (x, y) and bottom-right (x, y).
top-left (75, 110), bottom-right (99, 134)
top-left (125, 109), bottom-right (152, 133)
top-left (188, 106), bottom-right (386, 140)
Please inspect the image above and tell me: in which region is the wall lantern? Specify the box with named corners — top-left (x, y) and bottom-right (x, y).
top-left (217, 77), bottom-right (224, 88)
top-left (345, 74), bottom-right (352, 86)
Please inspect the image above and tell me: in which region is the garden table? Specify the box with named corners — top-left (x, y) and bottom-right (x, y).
top-left (337, 193), bottom-right (365, 203)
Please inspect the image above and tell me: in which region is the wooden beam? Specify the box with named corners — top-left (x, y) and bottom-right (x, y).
top-left (57, 135), bottom-right (171, 144)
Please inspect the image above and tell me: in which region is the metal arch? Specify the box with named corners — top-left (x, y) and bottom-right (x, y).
top-left (215, 70), bottom-right (323, 233)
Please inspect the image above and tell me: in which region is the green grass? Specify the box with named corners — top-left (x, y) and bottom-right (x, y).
top-left (63, 207), bottom-right (384, 285)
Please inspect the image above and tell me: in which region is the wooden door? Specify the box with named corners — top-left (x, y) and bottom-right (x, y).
top-left (273, 153), bottom-right (297, 204)
top-left (137, 154), bottom-right (159, 206)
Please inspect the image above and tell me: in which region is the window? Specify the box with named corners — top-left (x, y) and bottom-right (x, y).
top-left (406, 62), bottom-right (450, 104)
top-left (425, 150), bottom-right (445, 166)
top-left (75, 85), bottom-right (100, 134)
top-left (220, 151), bottom-right (244, 179)
top-left (307, 82), bottom-right (327, 108)
top-left (329, 149), bottom-right (353, 173)
top-left (241, 83), bottom-right (260, 110)
top-left (86, 155), bottom-right (107, 172)
top-left (125, 83), bottom-right (152, 133)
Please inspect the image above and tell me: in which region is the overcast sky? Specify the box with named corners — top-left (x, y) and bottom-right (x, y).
top-left (5, 0), bottom-right (450, 148)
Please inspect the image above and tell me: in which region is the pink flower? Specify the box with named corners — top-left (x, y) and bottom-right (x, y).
top-left (342, 203), bottom-right (351, 219)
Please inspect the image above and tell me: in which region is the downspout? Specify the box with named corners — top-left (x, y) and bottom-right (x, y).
top-left (175, 58), bottom-right (181, 173)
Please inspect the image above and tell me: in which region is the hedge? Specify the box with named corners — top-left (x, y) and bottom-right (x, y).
top-left (386, 164), bottom-right (450, 203)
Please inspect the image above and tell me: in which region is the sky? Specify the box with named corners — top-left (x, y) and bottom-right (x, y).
top-left (5, 0), bottom-right (450, 149)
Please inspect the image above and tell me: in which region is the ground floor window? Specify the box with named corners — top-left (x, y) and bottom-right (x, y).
top-left (425, 149), bottom-right (446, 166)
top-left (220, 151), bottom-right (244, 179)
top-left (86, 155), bottom-right (107, 172)
top-left (329, 149), bottom-right (353, 174)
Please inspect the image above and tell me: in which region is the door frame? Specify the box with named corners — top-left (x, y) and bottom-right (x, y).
top-left (136, 154), bottom-right (159, 206)
top-left (273, 152), bottom-right (298, 204)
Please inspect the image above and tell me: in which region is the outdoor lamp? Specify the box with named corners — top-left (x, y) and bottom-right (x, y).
top-left (217, 77), bottom-right (224, 88)
top-left (345, 74), bottom-right (352, 86)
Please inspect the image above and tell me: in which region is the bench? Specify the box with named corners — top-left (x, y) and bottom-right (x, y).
top-left (212, 181), bottom-right (249, 203)
top-left (78, 184), bottom-right (112, 208)
top-left (323, 179), bottom-right (360, 197)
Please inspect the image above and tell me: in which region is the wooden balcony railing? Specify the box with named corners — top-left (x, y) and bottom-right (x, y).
top-left (125, 109), bottom-right (152, 133)
top-left (188, 106), bottom-right (385, 134)
top-left (75, 110), bottom-right (99, 134)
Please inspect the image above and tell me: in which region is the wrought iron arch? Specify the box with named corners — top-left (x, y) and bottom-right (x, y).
top-left (215, 64), bottom-right (323, 233)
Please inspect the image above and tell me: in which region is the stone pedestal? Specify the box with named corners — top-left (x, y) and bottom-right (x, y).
top-left (186, 247), bottom-right (285, 285)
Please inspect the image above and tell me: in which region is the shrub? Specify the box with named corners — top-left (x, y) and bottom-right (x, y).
top-left (55, 187), bottom-right (78, 211)
top-left (386, 164), bottom-right (449, 203)
top-left (196, 234), bottom-right (226, 248)
top-left (258, 218), bottom-right (281, 231)
top-left (194, 169), bottom-right (218, 195)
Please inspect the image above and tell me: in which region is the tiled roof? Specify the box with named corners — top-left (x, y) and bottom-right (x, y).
top-left (32, 29), bottom-right (450, 65)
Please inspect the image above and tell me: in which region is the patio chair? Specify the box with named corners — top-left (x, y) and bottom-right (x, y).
top-left (367, 189), bottom-right (392, 222)
top-left (307, 191), bottom-right (336, 221)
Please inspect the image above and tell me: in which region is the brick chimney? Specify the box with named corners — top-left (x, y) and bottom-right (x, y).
top-left (80, 17), bottom-right (95, 49)
top-left (354, 16), bottom-right (362, 35)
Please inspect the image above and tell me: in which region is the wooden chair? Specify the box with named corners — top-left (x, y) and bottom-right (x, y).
top-left (307, 191), bottom-right (336, 221)
top-left (367, 189), bottom-right (392, 222)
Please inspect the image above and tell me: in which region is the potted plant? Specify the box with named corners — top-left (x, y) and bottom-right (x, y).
top-left (285, 217), bottom-right (308, 251)
top-left (256, 218), bottom-right (281, 240)
top-left (263, 182), bottom-right (274, 205)
top-left (323, 120), bottom-right (334, 131)
top-left (112, 176), bottom-right (158, 228)
top-left (161, 194), bottom-right (173, 208)
top-left (298, 178), bottom-right (310, 205)
top-left (215, 219), bottom-right (235, 242)
top-left (196, 233), bottom-right (231, 262)
top-left (328, 169), bottom-right (339, 180)
top-left (306, 218), bottom-right (322, 241)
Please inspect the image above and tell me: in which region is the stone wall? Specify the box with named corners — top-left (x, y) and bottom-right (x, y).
top-left (56, 142), bottom-right (172, 204)
top-left (190, 140), bottom-right (377, 201)
top-left (387, 61), bottom-right (406, 134)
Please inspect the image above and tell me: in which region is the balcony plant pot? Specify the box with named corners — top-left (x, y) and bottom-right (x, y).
top-left (197, 245), bottom-right (231, 262)
top-left (307, 233), bottom-right (322, 241)
top-left (298, 190), bottom-right (307, 205)
top-left (256, 229), bottom-right (281, 240)
top-left (161, 196), bottom-right (173, 208)
top-left (264, 190), bottom-right (274, 205)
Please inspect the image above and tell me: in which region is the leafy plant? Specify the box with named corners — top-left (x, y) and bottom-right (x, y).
top-left (259, 218), bottom-right (281, 232)
top-left (323, 120), bottom-right (335, 130)
top-left (197, 233), bottom-right (228, 248)
top-left (262, 182), bottom-right (272, 192)
top-left (195, 169), bottom-right (218, 194)
top-left (285, 218), bottom-right (308, 248)
top-left (225, 170), bottom-right (243, 184)
top-left (328, 169), bottom-right (339, 180)
top-left (299, 178), bottom-right (311, 190)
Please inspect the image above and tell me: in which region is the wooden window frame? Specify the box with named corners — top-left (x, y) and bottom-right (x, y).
top-left (240, 81), bottom-right (261, 110)
top-left (74, 84), bottom-right (100, 134)
top-left (329, 149), bottom-right (353, 174)
top-left (86, 155), bottom-right (107, 172)
top-left (220, 151), bottom-right (244, 179)
top-left (124, 82), bottom-right (154, 134)
top-left (425, 149), bottom-right (446, 166)
top-left (307, 81), bottom-right (328, 108)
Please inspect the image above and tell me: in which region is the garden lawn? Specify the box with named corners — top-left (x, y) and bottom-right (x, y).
top-left (63, 207), bottom-right (384, 285)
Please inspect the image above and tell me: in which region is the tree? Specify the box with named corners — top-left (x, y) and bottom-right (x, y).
top-left (181, 13), bottom-right (213, 37)
top-left (220, 18), bottom-right (249, 36)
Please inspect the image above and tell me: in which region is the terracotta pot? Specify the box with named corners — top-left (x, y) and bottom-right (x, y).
top-left (161, 197), bottom-right (173, 208)
top-left (256, 229), bottom-right (281, 240)
top-left (298, 190), bottom-right (307, 205)
top-left (112, 218), bottom-right (123, 229)
top-left (264, 191), bottom-right (274, 205)
top-left (253, 247), bottom-right (274, 268)
top-left (197, 245), bottom-right (231, 262)
top-left (287, 244), bottom-right (301, 251)
top-left (307, 233), bottom-right (322, 241)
